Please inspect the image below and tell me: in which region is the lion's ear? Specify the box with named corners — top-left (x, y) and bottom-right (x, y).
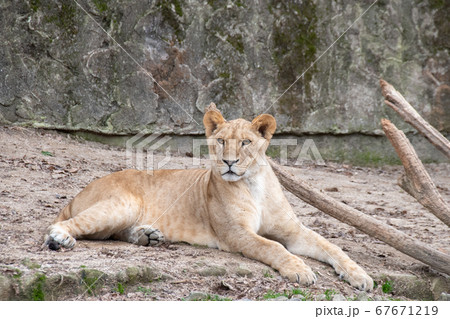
top-left (251, 114), bottom-right (277, 140)
top-left (203, 106), bottom-right (225, 137)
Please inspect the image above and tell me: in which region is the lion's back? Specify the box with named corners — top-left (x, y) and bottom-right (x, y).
top-left (56, 168), bottom-right (211, 221)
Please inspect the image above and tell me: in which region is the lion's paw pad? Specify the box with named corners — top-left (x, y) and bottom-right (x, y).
top-left (134, 226), bottom-right (164, 246)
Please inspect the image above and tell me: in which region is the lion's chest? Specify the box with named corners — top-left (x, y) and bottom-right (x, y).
top-left (244, 175), bottom-right (266, 232)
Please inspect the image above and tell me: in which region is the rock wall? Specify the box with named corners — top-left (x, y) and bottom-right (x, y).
top-left (0, 0), bottom-right (449, 137)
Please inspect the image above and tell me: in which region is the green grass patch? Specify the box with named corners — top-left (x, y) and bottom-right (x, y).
top-left (294, 289), bottom-right (314, 301)
top-left (324, 289), bottom-right (337, 301)
top-left (382, 280), bottom-right (393, 294)
top-left (92, 0), bottom-right (108, 13)
top-left (31, 274), bottom-right (46, 301)
top-left (262, 289), bottom-right (286, 300)
top-left (115, 282), bottom-right (125, 295)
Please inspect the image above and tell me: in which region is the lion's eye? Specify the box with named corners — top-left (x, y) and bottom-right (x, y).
top-left (242, 139), bottom-right (251, 146)
top-left (217, 138), bottom-right (224, 145)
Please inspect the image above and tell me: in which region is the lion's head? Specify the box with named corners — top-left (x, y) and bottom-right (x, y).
top-left (203, 104), bottom-right (276, 182)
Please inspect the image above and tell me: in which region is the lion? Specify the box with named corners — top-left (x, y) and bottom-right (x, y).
top-left (44, 104), bottom-right (373, 291)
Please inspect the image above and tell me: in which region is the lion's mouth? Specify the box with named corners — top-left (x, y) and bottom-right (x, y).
top-left (222, 170), bottom-right (237, 176)
top-left (222, 170), bottom-right (242, 177)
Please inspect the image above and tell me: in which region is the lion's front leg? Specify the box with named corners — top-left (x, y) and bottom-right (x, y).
top-left (277, 219), bottom-right (373, 291)
top-left (220, 228), bottom-right (317, 285)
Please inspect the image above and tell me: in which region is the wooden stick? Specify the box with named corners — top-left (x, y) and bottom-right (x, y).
top-left (380, 79), bottom-right (450, 159)
top-left (268, 158), bottom-right (450, 275)
top-left (381, 118), bottom-right (450, 227)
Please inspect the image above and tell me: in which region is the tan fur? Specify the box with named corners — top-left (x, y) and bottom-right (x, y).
top-left (44, 107), bottom-right (373, 290)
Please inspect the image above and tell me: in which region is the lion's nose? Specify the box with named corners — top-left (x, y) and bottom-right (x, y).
top-left (223, 159), bottom-right (239, 167)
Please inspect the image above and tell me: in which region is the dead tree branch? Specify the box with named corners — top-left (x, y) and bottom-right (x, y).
top-left (381, 118), bottom-right (450, 227)
top-left (269, 158), bottom-right (450, 275)
top-left (380, 79), bottom-right (450, 159)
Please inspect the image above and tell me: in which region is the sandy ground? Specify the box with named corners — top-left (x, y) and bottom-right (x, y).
top-left (0, 126), bottom-right (449, 301)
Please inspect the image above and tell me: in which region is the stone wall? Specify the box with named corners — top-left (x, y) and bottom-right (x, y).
top-left (0, 1), bottom-right (448, 148)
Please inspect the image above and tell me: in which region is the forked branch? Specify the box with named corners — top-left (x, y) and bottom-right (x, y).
top-left (380, 79), bottom-right (450, 159)
top-left (381, 118), bottom-right (450, 227)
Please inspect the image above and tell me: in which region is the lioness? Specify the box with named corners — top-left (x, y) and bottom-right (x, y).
top-left (44, 104), bottom-right (373, 290)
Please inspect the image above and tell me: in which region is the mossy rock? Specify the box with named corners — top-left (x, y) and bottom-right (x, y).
top-left (79, 269), bottom-right (107, 296)
top-left (197, 266), bottom-right (227, 277)
top-left (185, 291), bottom-right (209, 301)
top-left (142, 266), bottom-right (169, 282)
top-left (125, 267), bottom-right (140, 284)
top-left (22, 272), bottom-right (47, 301)
top-left (430, 276), bottom-right (450, 301)
top-left (116, 266), bottom-right (164, 284)
top-left (45, 273), bottom-right (81, 300)
top-left (235, 267), bottom-right (253, 278)
top-left (0, 275), bottom-right (13, 300)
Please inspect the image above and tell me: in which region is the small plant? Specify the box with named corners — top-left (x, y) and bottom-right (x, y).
top-left (382, 280), bottom-right (393, 294)
top-left (115, 282), bottom-right (125, 295)
top-left (291, 288), bottom-right (303, 295)
top-left (263, 269), bottom-right (273, 278)
top-left (295, 289), bottom-right (314, 301)
top-left (324, 289), bottom-right (337, 301)
top-left (83, 279), bottom-right (96, 295)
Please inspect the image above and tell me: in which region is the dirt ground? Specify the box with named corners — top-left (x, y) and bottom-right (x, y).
top-left (0, 126), bottom-right (449, 301)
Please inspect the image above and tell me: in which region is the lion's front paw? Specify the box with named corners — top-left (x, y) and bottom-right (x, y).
top-left (336, 264), bottom-right (373, 291)
top-left (280, 260), bottom-right (317, 286)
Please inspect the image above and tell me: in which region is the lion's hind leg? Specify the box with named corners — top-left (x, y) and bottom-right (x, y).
top-left (45, 199), bottom-right (140, 250)
top-left (112, 225), bottom-right (165, 246)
